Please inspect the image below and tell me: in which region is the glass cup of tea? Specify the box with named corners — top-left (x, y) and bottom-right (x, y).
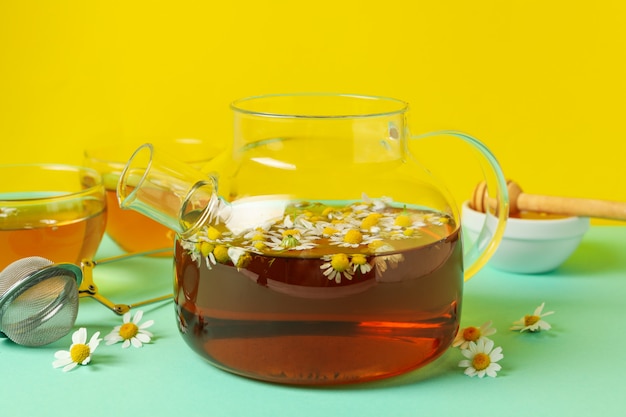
top-left (84, 138), bottom-right (223, 256)
top-left (0, 164), bottom-right (107, 271)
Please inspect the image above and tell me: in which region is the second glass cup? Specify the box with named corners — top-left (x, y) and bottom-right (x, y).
top-left (84, 138), bottom-right (222, 256)
top-left (0, 163), bottom-right (107, 271)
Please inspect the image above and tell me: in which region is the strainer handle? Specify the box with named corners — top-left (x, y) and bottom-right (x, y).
top-left (78, 259), bottom-right (172, 315)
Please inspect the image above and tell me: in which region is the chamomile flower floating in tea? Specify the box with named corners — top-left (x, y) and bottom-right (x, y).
top-left (452, 320), bottom-right (497, 349)
top-left (178, 197), bottom-right (453, 283)
top-left (267, 228), bottom-right (318, 251)
top-left (104, 310), bottom-right (154, 348)
top-left (329, 228), bottom-right (380, 248)
top-left (320, 253), bottom-right (355, 283)
top-left (458, 338), bottom-right (504, 378)
top-left (52, 328), bottom-right (102, 372)
top-left (510, 302), bottom-right (555, 333)
top-left (227, 246), bottom-right (252, 270)
top-left (351, 254), bottom-right (373, 274)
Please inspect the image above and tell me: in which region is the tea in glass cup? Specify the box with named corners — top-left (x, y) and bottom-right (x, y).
top-left (0, 164), bottom-right (107, 271)
top-left (84, 138), bottom-right (222, 256)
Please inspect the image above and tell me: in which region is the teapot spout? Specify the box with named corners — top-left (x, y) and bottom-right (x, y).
top-left (117, 143), bottom-right (221, 238)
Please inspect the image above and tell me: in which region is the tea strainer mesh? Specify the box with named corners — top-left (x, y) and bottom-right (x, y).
top-left (0, 250), bottom-right (173, 347)
top-left (0, 256), bottom-right (81, 347)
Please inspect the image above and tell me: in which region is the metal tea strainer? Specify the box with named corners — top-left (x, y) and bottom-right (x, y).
top-left (0, 249), bottom-right (172, 347)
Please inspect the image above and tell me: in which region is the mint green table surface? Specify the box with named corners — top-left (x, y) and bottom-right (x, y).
top-left (2, 226), bottom-right (625, 417)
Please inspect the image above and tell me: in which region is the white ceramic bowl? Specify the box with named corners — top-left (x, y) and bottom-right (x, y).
top-left (461, 201), bottom-right (590, 274)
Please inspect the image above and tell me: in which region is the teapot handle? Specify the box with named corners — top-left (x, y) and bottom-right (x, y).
top-left (411, 130), bottom-right (510, 280)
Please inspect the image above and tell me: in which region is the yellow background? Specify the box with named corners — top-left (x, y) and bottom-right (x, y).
top-left (1, 1), bottom-right (624, 224)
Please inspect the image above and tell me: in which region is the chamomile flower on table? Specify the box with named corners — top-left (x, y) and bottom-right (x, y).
top-left (510, 302), bottom-right (555, 332)
top-left (104, 310), bottom-right (154, 348)
top-left (452, 320), bottom-right (497, 349)
top-left (52, 328), bottom-right (102, 372)
top-left (458, 338), bottom-right (504, 378)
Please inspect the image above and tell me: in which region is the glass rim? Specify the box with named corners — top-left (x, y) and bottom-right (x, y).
top-left (84, 138), bottom-right (222, 167)
top-left (116, 143), bottom-right (154, 211)
top-left (230, 93), bottom-right (409, 119)
top-left (0, 163), bottom-right (103, 203)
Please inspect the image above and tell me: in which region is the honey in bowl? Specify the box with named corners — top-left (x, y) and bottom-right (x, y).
top-left (173, 198), bottom-right (462, 385)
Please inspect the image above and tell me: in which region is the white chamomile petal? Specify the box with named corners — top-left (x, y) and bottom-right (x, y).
top-left (135, 333), bottom-right (151, 343)
top-left (54, 350), bottom-right (70, 360)
top-left (63, 362), bottom-right (78, 372)
top-left (72, 327), bottom-right (87, 345)
top-left (139, 320), bottom-right (154, 330)
top-left (132, 310), bottom-right (144, 324)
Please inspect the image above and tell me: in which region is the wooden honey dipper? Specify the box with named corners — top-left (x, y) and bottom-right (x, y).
top-left (471, 180), bottom-right (626, 221)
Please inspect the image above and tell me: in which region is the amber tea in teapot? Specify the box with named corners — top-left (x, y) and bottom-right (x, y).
top-left (174, 198), bottom-right (462, 384)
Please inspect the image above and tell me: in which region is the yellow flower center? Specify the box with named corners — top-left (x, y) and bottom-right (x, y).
top-left (322, 207), bottom-right (335, 217)
top-left (351, 254), bottom-right (367, 266)
top-left (330, 253), bottom-right (350, 272)
top-left (253, 241), bottom-right (266, 251)
top-left (368, 240), bottom-right (386, 250)
top-left (462, 326), bottom-right (481, 342)
top-left (472, 352), bottom-right (491, 371)
top-left (213, 245), bottom-right (230, 263)
top-left (343, 229), bottom-right (363, 245)
top-left (403, 229), bottom-right (414, 236)
top-left (198, 241), bottom-right (215, 257)
top-left (70, 343), bottom-right (91, 364)
top-left (524, 315), bottom-right (540, 326)
top-left (207, 226), bottom-right (222, 240)
top-left (394, 214), bottom-right (412, 227)
top-left (251, 233), bottom-right (265, 241)
top-left (119, 322), bottom-right (139, 340)
top-left (282, 229), bottom-right (300, 238)
top-left (322, 226), bottom-right (338, 236)
top-left (361, 213), bottom-right (382, 229)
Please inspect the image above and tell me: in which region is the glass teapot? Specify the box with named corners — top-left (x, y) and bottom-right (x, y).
top-left (117, 93), bottom-right (508, 385)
